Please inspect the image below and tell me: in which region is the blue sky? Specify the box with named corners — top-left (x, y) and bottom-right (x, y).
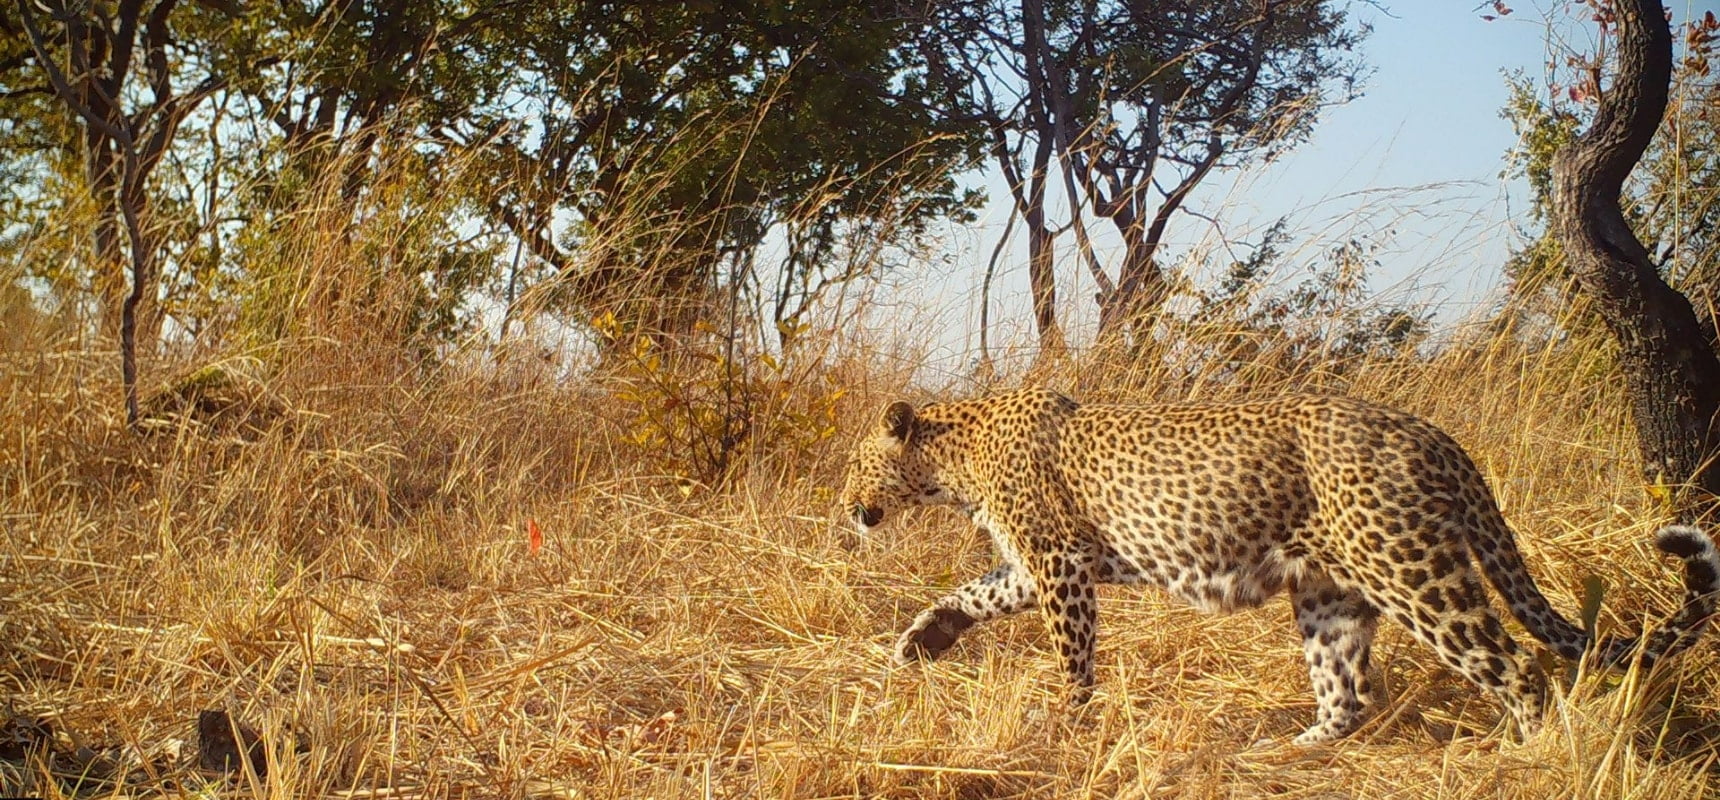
top-left (1230, 0), bottom-right (1719, 306)
top-left (1220, 1), bottom-right (1562, 306)
top-left (883, 0), bottom-right (1719, 366)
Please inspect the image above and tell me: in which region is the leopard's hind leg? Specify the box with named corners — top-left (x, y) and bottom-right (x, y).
top-left (1365, 558), bottom-right (1547, 738)
top-left (1291, 573), bottom-right (1381, 744)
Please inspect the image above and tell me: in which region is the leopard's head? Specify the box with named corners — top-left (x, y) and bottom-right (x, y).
top-left (838, 400), bottom-right (948, 534)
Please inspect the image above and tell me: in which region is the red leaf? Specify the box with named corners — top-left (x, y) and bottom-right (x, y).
top-left (527, 518), bottom-right (544, 554)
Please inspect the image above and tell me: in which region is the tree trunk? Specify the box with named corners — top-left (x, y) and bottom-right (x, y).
top-left (19, 0), bottom-right (221, 429)
top-left (1099, 218), bottom-right (1171, 347)
top-left (1018, 0), bottom-right (1066, 360)
top-left (1551, 0), bottom-right (1720, 521)
top-left (1027, 224), bottom-right (1067, 358)
top-left (89, 185), bottom-right (127, 337)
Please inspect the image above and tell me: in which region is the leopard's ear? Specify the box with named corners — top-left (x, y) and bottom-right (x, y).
top-left (881, 401), bottom-right (916, 441)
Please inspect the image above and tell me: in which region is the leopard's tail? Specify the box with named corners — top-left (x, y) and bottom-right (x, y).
top-left (1475, 523), bottom-right (1720, 669)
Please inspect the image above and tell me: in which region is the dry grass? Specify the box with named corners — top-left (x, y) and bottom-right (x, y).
top-left (3, 305), bottom-right (1719, 800)
top-left (4, 24), bottom-right (1715, 789)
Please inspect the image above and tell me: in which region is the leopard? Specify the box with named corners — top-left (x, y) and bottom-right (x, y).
top-left (837, 387), bottom-right (1720, 744)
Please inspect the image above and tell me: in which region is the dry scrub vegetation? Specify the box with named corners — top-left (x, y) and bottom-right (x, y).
top-left (0, 150), bottom-right (1715, 797)
top-left (5, 2), bottom-right (1716, 796)
top-left (5, 265), bottom-right (1720, 799)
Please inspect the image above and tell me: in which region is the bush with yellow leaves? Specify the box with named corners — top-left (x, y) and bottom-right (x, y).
top-left (590, 311), bottom-right (844, 490)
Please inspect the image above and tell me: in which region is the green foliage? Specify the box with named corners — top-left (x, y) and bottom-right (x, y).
top-left (470, 1), bottom-right (984, 331)
top-left (0, 0), bottom-right (983, 359)
top-left (1500, 77), bottom-right (1582, 227)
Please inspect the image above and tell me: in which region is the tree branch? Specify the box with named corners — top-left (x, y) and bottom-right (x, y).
top-left (0, 84), bottom-right (53, 100)
top-left (13, 0), bottom-right (135, 149)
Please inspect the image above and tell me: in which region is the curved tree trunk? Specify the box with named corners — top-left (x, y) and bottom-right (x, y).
top-left (1550, 0), bottom-right (1720, 521)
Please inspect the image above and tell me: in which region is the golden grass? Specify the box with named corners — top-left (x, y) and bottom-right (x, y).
top-left (3, 303), bottom-right (1719, 798)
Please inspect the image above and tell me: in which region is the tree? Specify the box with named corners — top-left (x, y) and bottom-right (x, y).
top-left (9, 0), bottom-right (230, 428)
top-left (915, 0), bottom-right (1365, 354)
top-left (205, 1), bottom-right (536, 204)
top-left (1548, 0), bottom-right (1720, 519)
top-left (1499, 15), bottom-right (1719, 334)
top-left (464, 1), bottom-right (982, 346)
top-left (3, 1), bottom-right (985, 363)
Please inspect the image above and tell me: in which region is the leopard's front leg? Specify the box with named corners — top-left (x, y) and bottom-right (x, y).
top-left (894, 562), bottom-right (1036, 663)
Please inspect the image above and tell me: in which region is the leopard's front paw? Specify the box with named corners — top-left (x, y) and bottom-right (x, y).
top-left (892, 606), bottom-right (976, 664)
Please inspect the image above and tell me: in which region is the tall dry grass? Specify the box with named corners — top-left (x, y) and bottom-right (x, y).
top-left (4, 165), bottom-right (1719, 799)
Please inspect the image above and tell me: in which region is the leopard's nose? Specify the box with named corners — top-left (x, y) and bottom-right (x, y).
top-left (853, 503), bottom-right (883, 528)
